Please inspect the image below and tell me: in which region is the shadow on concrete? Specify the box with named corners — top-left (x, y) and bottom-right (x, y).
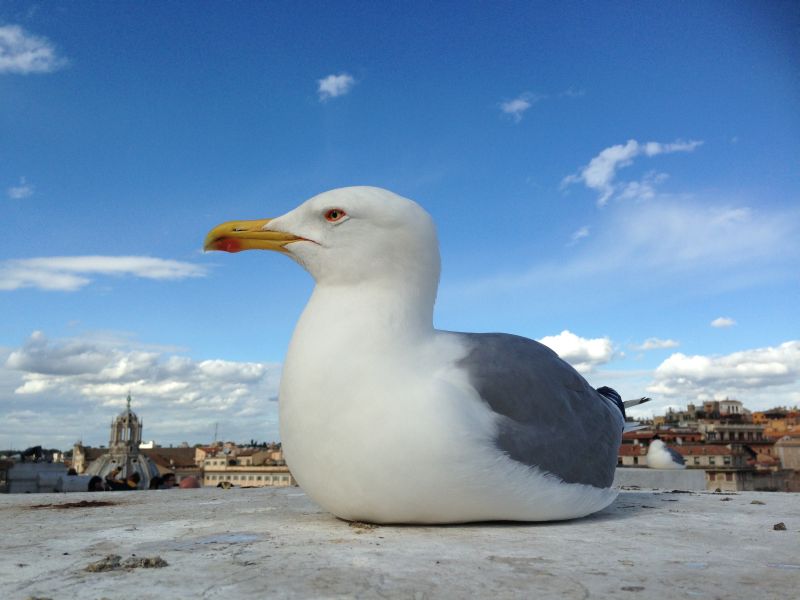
top-left (335, 490), bottom-right (684, 529)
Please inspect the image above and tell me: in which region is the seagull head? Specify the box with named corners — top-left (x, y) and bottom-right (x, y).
top-left (205, 186), bottom-right (441, 289)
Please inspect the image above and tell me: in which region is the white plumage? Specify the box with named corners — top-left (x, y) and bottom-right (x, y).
top-left (206, 186), bottom-right (633, 523)
top-left (646, 439), bottom-right (686, 469)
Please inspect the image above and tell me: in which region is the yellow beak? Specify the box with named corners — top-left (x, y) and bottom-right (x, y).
top-left (204, 218), bottom-right (301, 253)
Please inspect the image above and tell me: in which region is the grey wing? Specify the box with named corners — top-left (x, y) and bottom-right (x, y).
top-left (666, 447), bottom-right (685, 465)
top-left (455, 332), bottom-right (622, 489)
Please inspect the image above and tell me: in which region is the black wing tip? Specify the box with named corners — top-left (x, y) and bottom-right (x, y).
top-left (623, 396), bottom-right (651, 408)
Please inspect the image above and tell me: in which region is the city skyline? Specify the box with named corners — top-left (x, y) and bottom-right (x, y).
top-left (1, 2), bottom-right (799, 448)
top-left (2, 392), bottom-right (795, 454)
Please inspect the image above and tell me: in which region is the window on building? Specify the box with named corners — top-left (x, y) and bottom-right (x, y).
top-left (709, 457), bottom-right (716, 465)
top-left (725, 473), bottom-right (733, 481)
top-left (694, 457), bottom-right (700, 465)
top-left (723, 456), bottom-right (731, 465)
top-left (257, 476), bottom-right (262, 480)
top-left (633, 457), bottom-right (638, 465)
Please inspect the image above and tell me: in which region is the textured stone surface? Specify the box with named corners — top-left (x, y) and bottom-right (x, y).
top-left (613, 467), bottom-right (707, 490)
top-left (1, 487), bottom-right (798, 599)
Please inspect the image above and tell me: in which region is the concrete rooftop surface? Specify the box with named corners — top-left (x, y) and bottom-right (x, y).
top-left (2, 487), bottom-right (798, 600)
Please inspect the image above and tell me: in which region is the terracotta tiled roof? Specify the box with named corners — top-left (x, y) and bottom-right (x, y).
top-left (622, 431), bottom-right (656, 440)
top-left (618, 445), bottom-right (646, 456)
top-left (674, 445), bottom-right (742, 456)
top-left (622, 430), bottom-right (702, 441)
top-left (141, 448), bottom-right (197, 468)
top-left (74, 446), bottom-right (107, 461)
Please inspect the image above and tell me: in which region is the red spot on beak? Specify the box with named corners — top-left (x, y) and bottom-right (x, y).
top-left (216, 238), bottom-right (242, 253)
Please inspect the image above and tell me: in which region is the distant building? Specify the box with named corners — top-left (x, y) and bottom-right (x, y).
top-left (700, 422), bottom-right (766, 443)
top-left (71, 445), bottom-right (105, 474)
top-left (617, 401), bottom-right (800, 492)
top-left (703, 467), bottom-right (798, 493)
top-left (753, 408), bottom-right (800, 440)
top-left (1, 461), bottom-right (68, 494)
top-left (775, 436), bottom-right (800, 470)
top-left (70, 405), bottom-right (294, 488)
top-left (140, 446), bottom-right (201, 484)
top-left (621, 429), bottom-right (702, 446)
top-left (79, 394), bottom-right (160, 489)
top-left (201, 444), bottom-right (295, 488)
top-left (718, 399), bottom-right (744, 416)
top-left (618, 444), bottom-right (646, 467)
top-left (677, 444), bottom-right (749, 469)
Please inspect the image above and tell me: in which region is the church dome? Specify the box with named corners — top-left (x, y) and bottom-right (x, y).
top-left (83, 393), bottom-right (159, 488)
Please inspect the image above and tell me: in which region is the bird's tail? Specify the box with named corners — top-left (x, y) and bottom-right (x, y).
top-left (622, 397), bottom-right (651, 432)
top-left (623, 421), bottom-right (649, 433)
top-left (623, 397), bottom-right (651, 409)
top-left (596, 387), bottom-right (651, 430)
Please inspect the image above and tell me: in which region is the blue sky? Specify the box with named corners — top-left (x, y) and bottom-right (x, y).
top-left (1, 1), bottom-right (798, 449)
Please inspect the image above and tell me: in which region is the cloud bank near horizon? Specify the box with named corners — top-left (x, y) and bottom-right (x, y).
top-left (1, 331), bottom-right (281, 449)
top-left (2, 330), bottom-right (797, 449)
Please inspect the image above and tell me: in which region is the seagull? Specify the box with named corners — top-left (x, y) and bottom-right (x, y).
top-left (205, 186), bottom-right (648, 523)
top-left (646, 438), bottom-right (686, 470)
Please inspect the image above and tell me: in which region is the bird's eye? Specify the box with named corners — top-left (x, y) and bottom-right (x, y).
top-left (324, 208), bottom-right (346, 223)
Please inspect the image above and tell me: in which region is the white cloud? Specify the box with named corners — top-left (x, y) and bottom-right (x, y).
top-left (450, 199), bottom-right (799, 301)
top-left (6, 330), bottom-right (110, 375)
top-left (0, 24), bottom-right (67, 74)
top-left (562, 139), bottom-right (703, 206)
top-left (642, 140), bottom-right (703, 156)
top-left (7, 176), bottom-right (33, 199)
top-left (711, 317), bottom-right (736, 328)
top-left (617, 171), bottom-right (668, 202)
top-left (558, 88), bottom-right (585, 98)
top-left (499, 93), bottom-right (544, 122)
top-left (569, 225), bottom-right (590, 245)
top-left (634, 338), bottom-right (680, 351)
top-left (711, 207), bottom-right (751, 225)
top-left (317, 73), bottom-right (355, 101)
top-left (1, 332), bottom-right (282, 448)
top-left (538, 330), bottom-right (614, 373)
top-left (647, 341), bottom-right (800, 401)
top-left (0, 256), bottom-right (207, 291)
